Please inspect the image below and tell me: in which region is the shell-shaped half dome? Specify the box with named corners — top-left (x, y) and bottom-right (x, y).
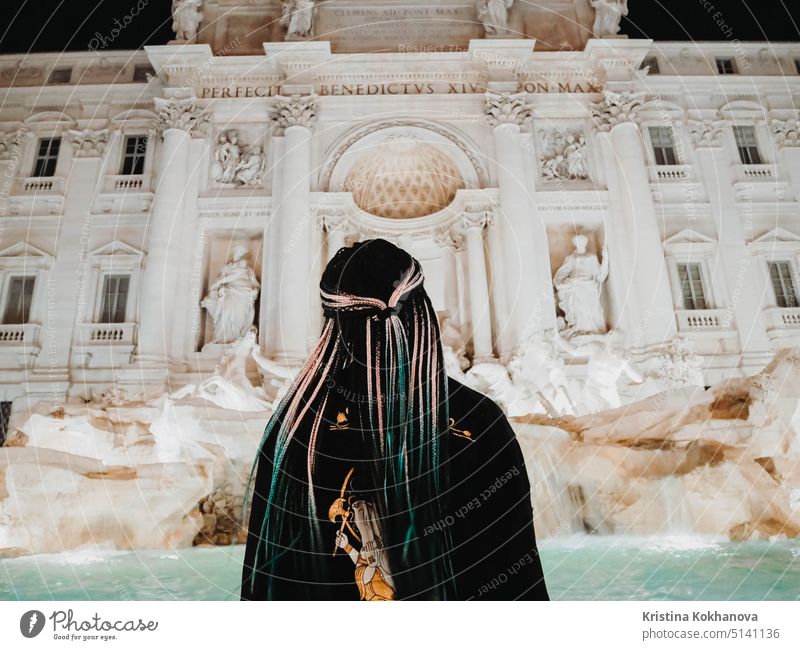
top-left (344, 135), bottom-right (464, 219)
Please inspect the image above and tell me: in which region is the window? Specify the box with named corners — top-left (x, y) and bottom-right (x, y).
top-left (2, 276), bottom-right (36, 324)
top-left (32, 137), bottom-right (61, 177)
top-left (795, 59), bottom-right (800, 74)
top-left (47, 67), bottom-right (72, 84)
top-left (733, 126), bottom-right (763, 165)
top-left (648, 126), bottom-right (679, 165)
top-left (716, 57), bottom-right (737, 74)
top-left (98, 274), bottom-right (130, 323)
top-left (0, 402), bottom-right (11, 447)
top-left (676, 263), bottom-right (708, 310)
top-left (768, 261), bottom-right (798, 308)
top-left (132, 65), bottom-right (155, 82)
top-left (641, 56), bottom-right (660, 74)
top-left (120, 136), bottom-right (147, 175)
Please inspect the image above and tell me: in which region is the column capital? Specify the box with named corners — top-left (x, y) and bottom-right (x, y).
top-left (484, 91), bottom-right (532, 130)
top-left (67, 128), bottom-right (109, 158)
top-left (321, 211), bottom-right (349, 234)
top-left (457, 210), bottom-right (492, 233)
top-left (590, 90), bottom-right (645, 132)
top-left (771, 118), bottom-right (800, 148)
top-left (153, 97), bottom-right (210, 137)
top-left (687, 119), bottom-right (728, 149)
top-left (271, 94), bottom-right (319, 134)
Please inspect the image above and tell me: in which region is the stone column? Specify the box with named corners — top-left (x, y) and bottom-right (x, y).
top-left (456, 211), bottom-right (494, 362)
top-left (485, 92), bottom-right (555, 358)
top-left (136, 97), bottom-right (208, 366)
top-left (323, 212), bottom-right (349, 262)
top-left (689, 118), bottom-right (771, 363)
top-left (591, 91), bottom-right (676, 349)
top-left (772, 117), bottom-right (800, 202)
top-left (271, 95), bottom-right (318, 364)
top-left (38, 128), bottom-right (109, 391)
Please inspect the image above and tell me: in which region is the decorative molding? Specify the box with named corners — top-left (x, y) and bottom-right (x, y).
top-left (484, 92), bottom-right (532, 129)
top-left (67, 128), bottom-right (109, 158)
top-left (687, 119), bottom-right (728, 148)
top-left (271, 94), bottom-right (318, 134)
top-left (589, 90), bottom-right (645, 132)
top-left (153, 97), bottom-right (210, 136)
top-left (319, 119), bottom-right (489, 190)
top-left (771, 118), bottom-right (800, 148)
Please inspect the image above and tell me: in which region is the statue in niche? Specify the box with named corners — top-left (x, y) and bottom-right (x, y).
top-left (232, 144), bottom-right (266, 187)
top-left (211, 130), bottom-right (242, 185)
top-left (281, 0), bottom-right (316, 38)
top-left (553, 234), bottom-right (609, 337)
top-left (541, 131), bottom-right (589, 181)
top-left (475, 0), bottom-right (514, 35)
top-left (201, 245), bottom-right (260, 344)
top-left (171, 0), bottom-right (203, 41)
top-left (560, 329), bottom-right (644, 415)
top-left (590, 0), bottom-right (628, 38)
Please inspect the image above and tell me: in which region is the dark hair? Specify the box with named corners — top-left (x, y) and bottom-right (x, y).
top-left (241, 238), bottom-right (455, 599)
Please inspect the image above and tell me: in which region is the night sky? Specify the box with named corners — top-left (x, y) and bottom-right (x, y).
top-left (0, 0), bottom-right (797, 55)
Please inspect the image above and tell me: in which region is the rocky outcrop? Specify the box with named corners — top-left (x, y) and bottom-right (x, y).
top-left (512, 348), bottom-right (800, 542)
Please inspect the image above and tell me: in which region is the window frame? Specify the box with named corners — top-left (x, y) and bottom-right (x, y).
top-left (81, 241), bottom-right (144, 329)
top-left (767, 260), bottom-right (799, 308)
top-left (732, 125), bottom-right (764, 165)
top-left (716, 57), bottom-right (737, 75)
top-left (47, 67), bottom-right (72, 84)
top-left (1, 274), bottom-right (37, 325)
top-left (119, 134), bottom-right (148, 176)
top-left (675, 261), bottom-right (709, 310)
top-left (97, 273), bottom-right (132, 324)
top-left (32, 137), bottom-right (61, 177)
top-left (647, 125), bottom-right (680, 166)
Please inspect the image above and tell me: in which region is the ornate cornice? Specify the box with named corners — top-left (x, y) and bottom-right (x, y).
top-left (153, 97), bottom-right (210, 136)
top-left (687, 119), bottom-right (728, 148)
top-left (589, 90), bottom-right (645, 132)
top-left (484, 92), bottom-right (532, 129)
top-left (67, 128), bottom-right (109, 158)
top-left (771, 118), bottom-right (800, 148)
top-left (271, 94), bottom-right (318, 134)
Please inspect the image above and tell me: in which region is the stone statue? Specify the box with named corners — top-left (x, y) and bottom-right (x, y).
top-left (171, 328), bottom-right (272, 412)
top-left (507, 329), bottom-right (575, 417)
top-left (564, 134), bottom-right (589, 179)
top-left (554, 234), bottom-right (609, 337)
top-left (590, 0), bottom-right (628, 38)
top-left (475, 0), bottom-right (514, 35)
top-left (232, 144), bottom-right (265, 187)
top-left (201, 245), bottom-right (260, 344)
top-left (541, 131), bottom-right (590, 181)
top-left (250, 342), bottom-right (299, 409)
top-left (210, 130), bottom-right (242, 185)
top-left (464, 361), bottom-right (520, 415)
top-left (171, 0), bottom-right (203, 41)
top-left (562, 330), bottom-right (644, 415)
top-left (281, 0), bottom-right (316, 38)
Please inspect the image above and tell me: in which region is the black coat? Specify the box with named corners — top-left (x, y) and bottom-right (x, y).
top-left (239, 376), bottom-right (550, 601)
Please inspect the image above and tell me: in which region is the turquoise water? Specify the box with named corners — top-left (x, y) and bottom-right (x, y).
top-left (1, 534), bottom-right (798, 600)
